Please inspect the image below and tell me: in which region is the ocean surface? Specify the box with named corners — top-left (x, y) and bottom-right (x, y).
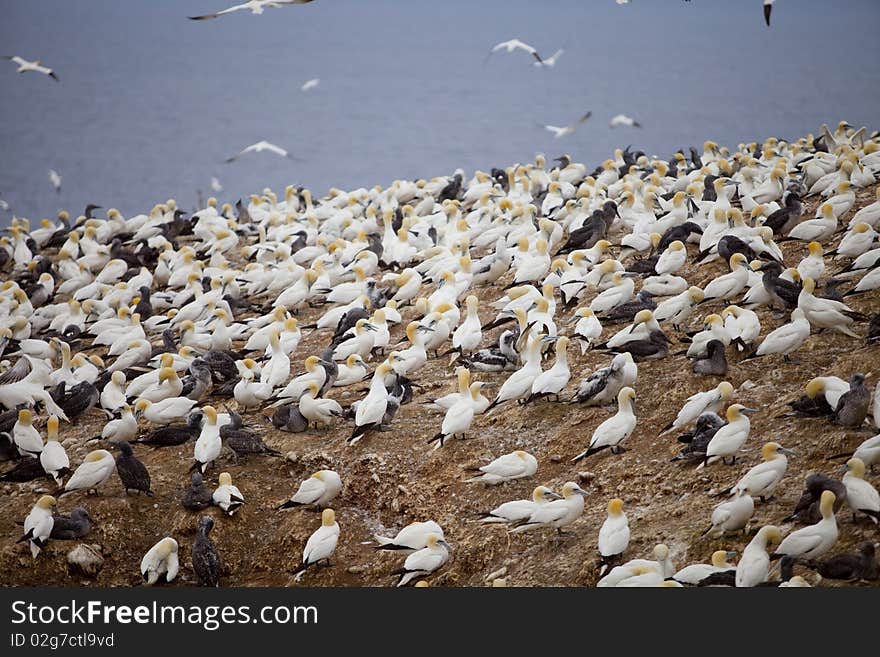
top-left (1, 0), bottom-right (879, 223)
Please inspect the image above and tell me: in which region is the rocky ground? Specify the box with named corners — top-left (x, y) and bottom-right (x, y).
top-left (1, 183), bottom-right (878, 588)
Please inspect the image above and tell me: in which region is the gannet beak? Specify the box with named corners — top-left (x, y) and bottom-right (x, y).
top-left (479, 381), bottom-right (498, 388)
top-left (740, 407), bottom-right (758, 415)
top-left (779, 447), bottom-right (797, 457)
top-left (540, 334), bottom-right (560, 344)
top-left (417, 325), bottom-right (435, 333)
top-left (725, 551), bottom-right (737, 560)
top-left (364, 323), bottom-right (378, 332)
top-left (573, 486), bottom-right (589, 497)
top-left (547, 492), bottom-right (564, 501)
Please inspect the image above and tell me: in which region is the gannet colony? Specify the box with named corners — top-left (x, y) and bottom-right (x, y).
top-left (1, 121), bottom-right (879, 587)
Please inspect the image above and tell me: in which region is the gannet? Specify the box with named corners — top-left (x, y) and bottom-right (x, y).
top-left (731, 442), bottom-right (794, 500)
top-left (64, 450), bottom-right (115, 494)
top-left (189, 0), bottom-right (313, 21)
top-left (135, 397), bottom-right (198, 425)
top-left (487, 38), bottom-right (543, 63)
top-left (213, 472), bottom-right (245, 516)
top-left (48, 169), bottom-right (61, 193)
top-left (703, 404), bottom-right (755, 466)
top-left (465, 450), bottom-right (538, 485)
top-left (763, 0), bottom-right (775, 26)
top-left (13, 408), bottom-right (42, 457)
top-left (301, 78), bottom-right (320, 91)
top-left (542, 112), bottom-right (592, 139)
top-left (2, 55), bottom-right (58, 81)
top-left (191, 405), bottom-right (221, 473)
top-left (141, 538), bottom-right (179, 585)
top-left (225, 140), bottom-right (291, 163)
top-left (192, 516), bottom-right (221, 586)
top-left (525, 336), bottom-right (570, 403)
top-left (798, 277), bottom-right (863, 337)
top-left (533, 48), bottom-right (564, 67)
top-left (19, 495), bottom-right (56, 558)
top-left (571, 352), bottom-right (637, 405)
top-left (609, 114), bottom-right (641, 129)
top-left (39, 415), bottom-right (69, 485)
top-left (842, 458), bottom-right (880, 523)
top-left (748, 308), bottom-right (810, 360)
top-left (660, 381), bottom-right (734, 435)
top-left (674, 551), bottom-right (736, 585)
top-left (50, 507), bottom-right (92, 540)
top-left (293, 509), bottom-right (339, 580)
top-left (736, 525), bottom-right (781, 587)
top-left (395, 533), bottom-right (450, 586)
top-left (598, 498), bottom-right (629, 573)
top-left (349, 361), bottom-right (393, 443)
top-left (704, 489), bottom-right (754, 537)
top-left (510, 481), bottom-right (588, 533)
top-left (775, 490), bottom-right (839, 560)
top-left (375, 520), bottom-right (445, 550)
top-left (278, 470), bottom-right (343, 509)
top-left (597, 544), bottom-right (674, 587)
top-left (572, 386), bottom-right (637, 460)
top-left (479, 487), bottom-right (561, 524)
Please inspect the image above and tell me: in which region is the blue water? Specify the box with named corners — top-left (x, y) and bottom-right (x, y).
top-left (1, 0), bottom-right (878, 221)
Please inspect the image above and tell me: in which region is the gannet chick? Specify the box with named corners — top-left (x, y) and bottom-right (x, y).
top-left (39, 415), bottom-right (69, 485)
top-left (182, 472), bottom-right (213, 511)
top-left (784, 474), bottom-right (847, 524)
top-left (50, 506), bottom-right (91, 540)
top-left (212, 471), bottom-right (245, 516)
top-left (140, 537), bottom-right (179, 585)
top-left (293, 508), bottom-right (339, 581)
top-left (510, 481), bottom-right (589, 533)
top-left (598, 498), bottom-right (629, 574)
top-left (702, 404), bottom-right (756, 466)
top-left (660, 381), bottom-right (734, 435)
top-left (464, 450), bottom-right (537, 485)
top-left (278, 470), bottom-right (342, 509)
top-left (192, 516), bottom-right (221, 587)
top-left (113, 441), bottom-right (153, 496)
top-left (831, 373), bottom-right (871, 428)
top-left (811, 542), bottom-right (878, 581)
top-left (395, 533), bottom-right (450, 587)
top-left (572, 387), bottom-right (637, 461)
top-left (730, 442), bottom-right (794, 501)
top-left (19, 495), bottom-right (56, 558)
top-left (736, 525), bottom-right (782, 587)
top-left (478, 487), bottom-right (561, 524)
top-left (842, 458), bottom-right (880, 523)
top-left (63, 450), bottom-right (115, 494)
top-left (774, 491), bottom-right (839, 560)
top-left (674, 551), bottom-right (736, 586)
top-left (703, 489), bottom-right (754, 538)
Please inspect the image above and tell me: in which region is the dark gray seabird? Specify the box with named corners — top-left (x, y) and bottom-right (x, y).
top-left (182, 472), bottom-right (213, 511)
top-left (192, 516), bottom-right (221, 587)
top-left (785, 474), bottom-right (847, 524)
top-left (50, 507), bottom-right (92, 540)
top-left (831, 373), bottom-right (870, 427)
top-left (113, 441), bottom-right (153, 496)
top-left (692, 339), bottom-right (728, 376)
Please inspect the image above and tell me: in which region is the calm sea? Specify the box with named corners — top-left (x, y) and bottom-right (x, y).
top-left (1, 0), bottom-right (878, 222)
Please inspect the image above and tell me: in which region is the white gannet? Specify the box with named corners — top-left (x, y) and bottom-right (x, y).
top-left (213, 472), bottom-right (245, 516)
top-left (465, 450), bottom-right (538, 485)
top-left (598, 498), bottom-right (630, 573)
top-left (301, 78), bottom-right (320, 91)
top-left (3, 55), bottom-right (58, 81)
top-left (533, 48), bottom-right (564, 67)
top-left (660, 381), bottom-right (734, 435)
top-left (479, 487), bottom-right (561, 524)
top-left (774, 490), bottom-right (839, 560)
top-left (597, 544), bottom-right (674, 587)
top-left (298, 382), bottom-right (343, 428)
top-left (572, 386), bottom-right (637, 460)
top-left (542, 111), bottom-right (592, 139)
top-left (39, 415), bottom-right (69, 485)
top-left (395, 533), bottom-right (450, 586)
top-left (134, 397), bottom-right (198, 425)
top-left (674, 550), bottom-right (736, 585)
top-left (48, 169), bottom-right (62, 193)
top-left (842, 458), bottom-right (880, 523)
top-left (293, 508), bottom-right (339, 580)
top-left (349, 361), bottom-right (393, 443)
top-left (730, 442), bottom-right (794, 500)
top-left (510, 481), bottom-right (589, 533)
top-left (704, 489), bottom-right (754, 538)
top-left (64, 450), bottom-right (116, 494)
top-left (701, 253), bottom-right (750, 302)
top-left (736, 525), bottom-right (781, 587)
top-left (278, 470), bottom-right (343, 509)
top-left (192, 405), bottom-right (222, 473)
top-left (609, 114), bottom-right (641, 129)
top-left (375, 520), bottom-right (445, 550)
top-left (703, 404), bottom-right (755, 466)
top-left (797, 277), bottom-right (861, 337)
top-left (189, 0), bottom-right (313, 21)
top-left (749, 307), bottom-right (810, 359)
top-left (225, 140), bottom-right (291, 163)
top-left (570, 307), bottom-right (602, 353)
top-left (526, 335), bottom-right (570, 403)
top-left (487, 38), bottom-right (543, 63)
top-left (13, 408), bottom-right (42, 457)
top-left (19, 495), bottom-right (56, 558)
top-left (140, 537), bottom-right (179, 585)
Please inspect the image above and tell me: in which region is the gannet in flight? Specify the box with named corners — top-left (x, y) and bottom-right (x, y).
top-left (3, 56), bottom-right (58, 81)
top-left (764, 0), bottom-right (775, 26)
top-left (301, 78), bottom-right (320, 91)
top-left (49, 170), bottom-right (61, 194)
top-left (609, 114), bottom-right (641, 129)
top-left (225, 140), bottom-right (291, 163)
top-left (210, 176), bottom-right (223, 193)
top-left (488, 39), bottom-right (543, 64)
top-left (189, 0), bottom-right (313, 21)
top-left (533, 49), bottom-right (564, 67)
top-left (542, 112), bottom-right (592, 139)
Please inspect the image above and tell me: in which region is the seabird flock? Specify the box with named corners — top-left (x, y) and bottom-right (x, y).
top-left (2, 1), bottom-right (879, 589)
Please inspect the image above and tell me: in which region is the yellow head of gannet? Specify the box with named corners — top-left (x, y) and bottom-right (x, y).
top-left (724, 404), bottom-right (752, 422)
top-left (321, 508), bottom-right (336, 527)
top-left (804, 378), bottom-right (826, 399)
top-left (36, 495), bottom-right (57, 510)
top-left (632, 309), bottom-right (654, 326)
top-left (46, 415), bottom-right (59, 441)
top-left (608, 498), bottom-right (625, 516)
top-left (845, 457), bottom-right (866, 479)
top-left (18, 408), bottom-right (33, 426)
top-left (202, 405), bottom-right (218, 425)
